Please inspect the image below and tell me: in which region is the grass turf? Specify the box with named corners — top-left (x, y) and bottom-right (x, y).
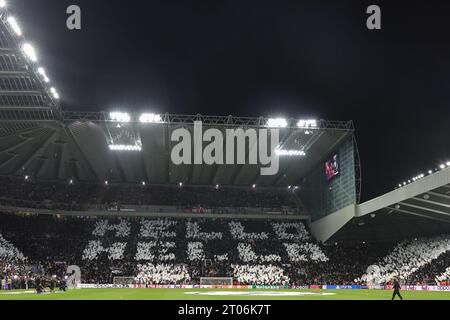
top-left (0, 288), bottom-right (449, 300)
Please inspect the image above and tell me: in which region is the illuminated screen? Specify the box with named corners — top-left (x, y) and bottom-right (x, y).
top-left (325, 154), bottom-right (340, 181)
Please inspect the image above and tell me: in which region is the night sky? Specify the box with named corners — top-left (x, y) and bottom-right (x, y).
top-left (7, 0), bottom-right (450, 201)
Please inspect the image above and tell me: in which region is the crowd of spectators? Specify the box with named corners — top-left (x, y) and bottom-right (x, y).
top-left (407, 249), bottom-right (450, 285)
top-left (437, 266), bottom-right (450, 285)
top-left (0, 176), bottom-right (99, 211)
top-left (1, 211), bottom-right (450, 287)
top-left (0, 176), bottom-right (299, 213)
top-left (136, 264), bottom-right (191, 285)
top-left (231, 264), bottom-right (290, 285)
top-left (357, 236), bottom-right (450, 285)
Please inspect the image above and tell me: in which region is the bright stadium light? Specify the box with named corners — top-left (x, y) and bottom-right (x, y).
top-left (142, 181), bottom-right (146, 186)
top-left (440, 164), bottom-right (446, 170)
top-left (6, 16), bottom-right (22, 36)
top-left (37, 67), bottom-right (50, 83)
top-left (50, 87), bottom-right (59, 99)
top-left (297, 119), bottom-right (318, 129)
top-left (110, 112), bottom-right (131, 123)
top-left (447, 161), bottom-right (450, 167)
top-left (275, 148), bottom-right (306, 157)
top-left (109, 144), bottom-right (142, 152)
top-left (0, 0), bottom-right (7, 8)
top-left (140, 113), bottom-right (162, 123)
top-left (267, 118), bottom-right (288, 128)
top-left (22, 43), bottom-right (38, 62)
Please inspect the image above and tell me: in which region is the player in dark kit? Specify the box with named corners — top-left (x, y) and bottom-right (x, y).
top-left (392, 278), bottom-right (403, 300)
top-left (35, 278), bottom-right (44, 294)
top-left (60, 277), bottom-right (67, 292)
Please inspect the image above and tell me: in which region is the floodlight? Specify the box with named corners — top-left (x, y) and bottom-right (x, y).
top-left (267, 118), bottom-right (288, 128)
top-left (109, 144), bottom-right (142, 152)
top-left (110, 112), bottom-right (131, 123)
top-left (140, 113), bottom-right (162, 123)
top-left (22, 43), bottom-right (37, 62)
top-left (7, 16), bottom-right (22, 36)
top-left (0, 0), bottom-right (7, 8)
top-left (50, 87), bottom-right (59, 99)
top-left (275, 148), bottom-right (306, 157)
top-left (297, 119), bottom-right (318, 129)
top-left (37, 67), bottom-right (50, 83)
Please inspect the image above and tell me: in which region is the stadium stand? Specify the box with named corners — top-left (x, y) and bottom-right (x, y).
top-left (358, 236), bottom-right (450, 285)
top-left (0, 212), bottom-right (356, 286)
top-left (2, 210), bottom-right (447, 288)
top-left (410, 251), bottom-right (450, 285)
top-left (437, 266), bottom-right (450, 284)
top-left (0, 176), bottom-right (302, 214)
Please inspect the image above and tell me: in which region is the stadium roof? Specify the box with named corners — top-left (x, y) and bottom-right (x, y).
top-left (0, 113), bottom-right (354, 186)
top-left (329, 166), bottom-right (450, 242)
top-left (0, 8), bottom-right (60, 111)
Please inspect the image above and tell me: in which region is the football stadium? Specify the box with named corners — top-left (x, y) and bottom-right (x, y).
top-left (0, 1), bottom-right (450, 302)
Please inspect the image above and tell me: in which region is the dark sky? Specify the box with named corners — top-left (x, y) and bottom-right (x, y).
top-left (8, 0), bottom-right (450, 201)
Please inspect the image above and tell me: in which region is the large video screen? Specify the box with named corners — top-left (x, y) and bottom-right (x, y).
top-left (325, 154), bottom-right (340, 181)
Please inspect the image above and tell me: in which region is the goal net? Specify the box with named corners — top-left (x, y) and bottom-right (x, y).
top-left (200, 277), bottom-right (233, 287)
top-left (113, 277), bottom-right (135, 285)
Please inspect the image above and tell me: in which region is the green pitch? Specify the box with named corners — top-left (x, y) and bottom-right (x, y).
top-left (0, 288), bottom-right (450, 300)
